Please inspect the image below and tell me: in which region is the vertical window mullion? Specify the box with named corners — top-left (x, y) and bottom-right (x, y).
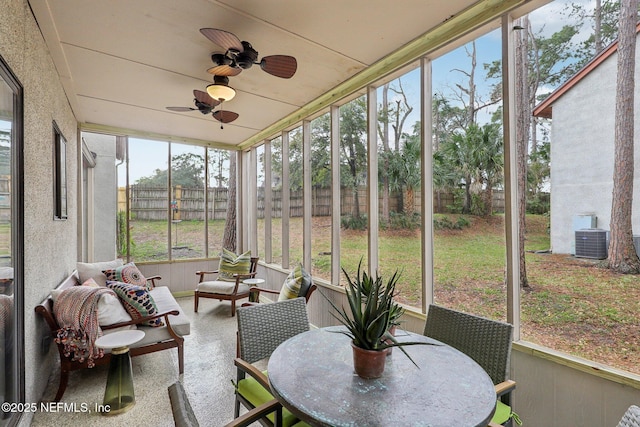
top-left (421, 57), bottom-right (435, 313)
top-left (264, 141), bottom-right (273, 263)
top-left (367, 87), bottom-right (378, 275)
top-left (281, 130), bottom-right (290, 269)
top-left (303, 120), bottom-right (312, 271)
top-left (502, 14), bottom-right (521, 339)
top-left (331, 105), bottom-right (341, 285)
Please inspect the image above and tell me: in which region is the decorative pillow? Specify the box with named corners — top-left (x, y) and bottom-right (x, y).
top-left (51, 280), bottom-right (134, 328)
top-left (278, 264), bottom-right (312, 301)
top-left (106, 281), bottom-right (163, 327)
top-left (103, 262), bottom-right (148, 289)
top-left (77, 259), bottom-right (124, 287)
top-left (81, 277), bottom-right (100, 288)
top-left (218, 249), bottom-right (251, 282)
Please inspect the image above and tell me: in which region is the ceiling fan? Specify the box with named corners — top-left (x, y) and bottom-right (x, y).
top-left (200, 28), bottom-right (297, 79)
top-left (166, 89), bottom-right (239, 128)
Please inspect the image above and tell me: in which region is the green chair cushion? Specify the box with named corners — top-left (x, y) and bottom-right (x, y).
top-left (237, 372), bottom-right (310, 427)
top-left (492, 400), bottom-right (521, 425)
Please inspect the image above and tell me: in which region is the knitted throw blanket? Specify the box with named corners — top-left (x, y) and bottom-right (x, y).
top-left (54, 286), bottom-right (113, 368)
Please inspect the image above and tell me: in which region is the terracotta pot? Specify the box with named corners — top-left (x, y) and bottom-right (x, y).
top-left (351, 342), bottom-right (387, 379)
top-left (385, 325), bottom-right (397, 356)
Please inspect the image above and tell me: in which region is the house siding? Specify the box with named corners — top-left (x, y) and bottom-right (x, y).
top-left (550, 36), bottom-right (640, 254)
top-left (1, 0), bottom-right (78, 423)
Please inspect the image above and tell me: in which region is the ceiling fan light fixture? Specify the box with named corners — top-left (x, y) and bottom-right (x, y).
top-left (206, 75), bottom-right (236, 102)
top-left (206, 83), bottom-right (236, 102)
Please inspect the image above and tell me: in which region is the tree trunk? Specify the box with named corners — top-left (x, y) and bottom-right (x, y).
top-left (463, 177), bottom-right (472, 214)
top-left (515, 16), bottom-right (530, 288)
top-left (404, 187), bottom-right (415, 217)
top-left (595, 0), bottom-right (603, 53)
top-left (223, 153), bottom-right (237, 252)
top-left (483, 179), bottom-right (493, 217)
top-left (608, 0), bottom-right (640, 273)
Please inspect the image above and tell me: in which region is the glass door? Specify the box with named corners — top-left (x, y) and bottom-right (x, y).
top-left (0, 54), bottom-right (24, 426)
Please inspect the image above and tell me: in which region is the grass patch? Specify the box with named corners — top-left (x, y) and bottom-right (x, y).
top-left (128, 213), bottom-right (640, 375)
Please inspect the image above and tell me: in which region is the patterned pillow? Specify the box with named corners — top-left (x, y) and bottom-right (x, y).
top-left (106, 281), bottom-right (163, 327)
top-left (103, 262), bottom-right (148, 289)
top-left (278, 264), bottom-right (312, 301)
top-left (218, 249), bottom-right (251, 282)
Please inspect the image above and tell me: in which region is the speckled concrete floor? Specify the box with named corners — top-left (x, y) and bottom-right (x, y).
top-left (31, 296), bottom-right (243, 427)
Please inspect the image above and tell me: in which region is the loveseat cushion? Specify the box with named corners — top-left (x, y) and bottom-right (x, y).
top-left (197, 280), bottom-right (250, 295)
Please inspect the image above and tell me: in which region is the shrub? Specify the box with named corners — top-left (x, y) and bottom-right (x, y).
top-left (116, 211), bottom-right (134, 256)
top-left (341, 214), bottom-right (368, 230)
top-left (387, 212), bottom-right (421, 230)
top-left (433, 215), bottom-right (471, 230)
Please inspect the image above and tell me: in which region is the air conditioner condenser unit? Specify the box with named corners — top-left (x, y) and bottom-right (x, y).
top-left (575, 229), bottom-right (608, 259)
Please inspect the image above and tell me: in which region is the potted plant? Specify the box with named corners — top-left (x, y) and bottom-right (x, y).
top-left (325, 260), bottom-right (431, 379)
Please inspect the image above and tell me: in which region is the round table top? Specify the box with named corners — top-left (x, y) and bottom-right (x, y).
top-left (268, 327), bottom-right (496, 427)
top-left (95, 330), bottom-right (145, 350)
top-left (242, 278), bottom-right (265, 285)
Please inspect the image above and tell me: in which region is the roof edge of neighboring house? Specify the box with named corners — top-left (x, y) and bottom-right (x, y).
top-left (532, 21), bottom-right (640, 119)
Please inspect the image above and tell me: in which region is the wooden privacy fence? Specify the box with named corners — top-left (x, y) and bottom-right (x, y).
top-left (121, 185), bottom-right (505, 220)
top-left (121, 186), bottom-right (229, 221)
top-left (0, 176), bottom-right (9, 222)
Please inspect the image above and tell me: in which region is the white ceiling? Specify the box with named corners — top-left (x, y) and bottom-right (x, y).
top-left (29, 0), bottom-right (520, 149)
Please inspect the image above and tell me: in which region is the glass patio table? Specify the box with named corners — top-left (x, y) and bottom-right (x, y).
top-left (267, 326), bottom-right (496, 427)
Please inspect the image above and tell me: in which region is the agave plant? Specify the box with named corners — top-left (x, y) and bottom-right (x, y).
top-left (325, 260), bottom-right (432, 366)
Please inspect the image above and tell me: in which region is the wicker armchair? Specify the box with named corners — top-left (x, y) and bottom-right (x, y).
top-left (423, 304), bottom-right (517, 426)
top-left (233, 298), bottom-right (310, 427)
top-left (617, 405), bottom-right (640, 427)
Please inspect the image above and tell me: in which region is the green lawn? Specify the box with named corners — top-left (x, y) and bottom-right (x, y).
top-left (126, 214), bottom-right (640, 375)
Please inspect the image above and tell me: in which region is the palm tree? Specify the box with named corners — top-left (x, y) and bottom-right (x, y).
top-left (387, 133), bottom-right (421, 216)
top-left (475, 123), bottom-right (503, 216)
top-left (442, 124), bottom-right (483, 214)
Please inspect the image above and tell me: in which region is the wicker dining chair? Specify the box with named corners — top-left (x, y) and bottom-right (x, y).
top-left (617, 405), bottom-right (640, 427)
top-left (233, 297), bottom-right (310, 427)
top-left (423, 304), bottom-right (518, 426)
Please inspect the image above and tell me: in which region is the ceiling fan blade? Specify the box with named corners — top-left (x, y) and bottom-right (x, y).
top-left (193, 89), bottom-right (220, 107)
top-left (207, 65), bottom-right (242, 76)
top-left (200, 28), bottom-right (243, 51)
top-left (260, 55), bottom-right (297, 79)
top-left (212, 110), bottom-right (239, 124)
top-left (166, 106), bottom-right (196, 112)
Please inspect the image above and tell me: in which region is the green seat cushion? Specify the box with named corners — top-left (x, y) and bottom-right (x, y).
top-left (492, 400), bottom-right (513, 425)
top-left (237, 372), bottom-right (310, 427)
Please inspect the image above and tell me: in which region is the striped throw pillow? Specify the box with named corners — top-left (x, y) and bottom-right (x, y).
top-left (218, 249), bottom-right (251, 282)
top-left (278, 264), bottom-right (312, 301)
